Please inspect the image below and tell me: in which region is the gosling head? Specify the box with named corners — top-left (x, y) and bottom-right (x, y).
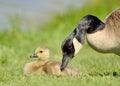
top-left (60, 15), bottom-right (105, 71)
top-left (30, 47), bottom-right (50, 60)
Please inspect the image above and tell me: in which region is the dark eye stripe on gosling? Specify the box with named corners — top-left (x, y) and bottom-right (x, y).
top-left (60, 8), bottom-right (120, 71)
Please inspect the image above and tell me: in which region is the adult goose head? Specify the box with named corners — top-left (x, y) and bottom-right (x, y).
top-left (60, 8), bottom-right (120, 71)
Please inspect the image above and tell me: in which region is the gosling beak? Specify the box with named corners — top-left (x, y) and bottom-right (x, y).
top-left (30, 53), bottom-right (38, 58)
top-left (60, 54), bottom-right (71, 71)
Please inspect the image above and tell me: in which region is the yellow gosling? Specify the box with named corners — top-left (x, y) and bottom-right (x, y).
top-left (24, 47), bottom-right (82, 76)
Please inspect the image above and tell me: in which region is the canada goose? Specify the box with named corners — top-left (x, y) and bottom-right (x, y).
top-left (24, 47), bottom-right (82, 76)
top-left (60, 8), bottom-right (120, 71)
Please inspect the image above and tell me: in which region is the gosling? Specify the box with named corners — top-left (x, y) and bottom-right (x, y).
top-left (24, 47), bottom-right (82, 76)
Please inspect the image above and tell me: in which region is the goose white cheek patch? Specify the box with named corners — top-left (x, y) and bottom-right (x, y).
top-left (73, 38), bottom-right (83, 55)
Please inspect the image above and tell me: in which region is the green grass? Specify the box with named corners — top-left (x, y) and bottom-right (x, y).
top-left (1, 0), bottom-right (120, 86)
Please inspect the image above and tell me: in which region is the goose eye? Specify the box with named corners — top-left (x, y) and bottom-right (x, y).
top-left (68, 45), bottom-right (72, 49)
top-left (88, 27), bottom-right (93, 31)
top-left (39, 51), bottom-right (43, 53)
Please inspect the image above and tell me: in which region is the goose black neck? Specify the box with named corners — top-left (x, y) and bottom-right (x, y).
top-left (73, 26), bottom-right (86, 45)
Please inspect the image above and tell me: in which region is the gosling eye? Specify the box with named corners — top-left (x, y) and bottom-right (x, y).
top-left (39, 51), bottom-right (43, 53)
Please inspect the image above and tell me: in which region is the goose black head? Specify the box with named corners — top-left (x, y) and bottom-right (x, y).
top-left (80, 15), bottom-right (105, 33)
top-left (60, 15), bottom-right (105, 71)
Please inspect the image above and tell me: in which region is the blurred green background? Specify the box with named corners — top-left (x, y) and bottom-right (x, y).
top-left (0, 0), bottom-right (120, 86)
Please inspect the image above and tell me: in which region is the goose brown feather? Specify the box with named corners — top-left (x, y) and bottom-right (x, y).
top-left (61, 8), bottom-right (120, 70)
top-left (87, 8), bottom-right (120, 55)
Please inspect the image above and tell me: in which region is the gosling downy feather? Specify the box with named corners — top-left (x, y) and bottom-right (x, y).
top-left (24, 47), bottom-right (82, 76)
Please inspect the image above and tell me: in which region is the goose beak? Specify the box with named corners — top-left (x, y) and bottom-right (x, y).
top-left (30, 53), bottom-right (38, 58)
top-left (60, 54), bottom-right (71, 71)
